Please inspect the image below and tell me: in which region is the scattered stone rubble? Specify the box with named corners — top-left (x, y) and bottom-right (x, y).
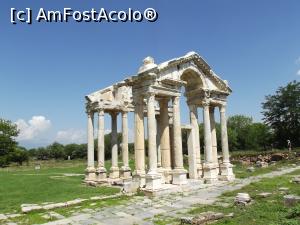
top-left (234, 193), bottom-right (251, 206)
top-left (234, 152), bottom-right (293, 166)
top-left (291, 176), bottom-right (300, 184)
top-left (181, 211), bottom-right (226, 225)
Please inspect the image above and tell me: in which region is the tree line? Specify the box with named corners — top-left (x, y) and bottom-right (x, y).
top-left (0, 80), bottom-right (299, 167)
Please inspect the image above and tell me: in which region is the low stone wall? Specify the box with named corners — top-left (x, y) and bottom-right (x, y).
top-left (232, 152), bottom-right (296, 166)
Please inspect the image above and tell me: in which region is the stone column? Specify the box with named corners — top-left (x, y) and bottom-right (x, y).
top-left (159, 98), bottom-right (172, 183)
top-left (219, 104), bottom-right (235, 181)
top-left (85, 111), bottom-right (96, 182)
top-left (203, 102), bottom-right (218, 183)
top-left (133, 96), bottom-right (146, 186)
top-left (156, 115), bottom-right (162, 168)
top-left (145, 93), bottom-right (161, 190)
top-left (109, 112), bottom-right (119, 179)
top-left (96, 109), bottom-right (107, 181)
top-left (209, 107), bottom-right (218, 165)
top-left (172, 96), bottom-right (187, 185)
top-left (120, 111), bottom-right (131, 179)
top-left (189, 104), bottom-right (202, 179)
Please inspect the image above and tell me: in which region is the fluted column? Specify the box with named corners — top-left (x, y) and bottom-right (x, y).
top-left (156, 115), bottom-right (162, 168)
top-left (210, 107), bottom-right (218, 164)
top-left (189, 104), bottom-right (202, 178)
top-left (96, 109), bottom-right (106, 181)
top-left (147, 93), bottom-right (158, 174)
top-left (134, 96), bottom-right (145, 177)
top-left (219, 104), bottom-right (235, 181)
top-left (120, 111), bottom-right (131, 178)
top-left (203, 101), bottom-right (218, 183)
top-left (172, 96), bottom-right (187, 185)
top-left (85, 111), bottom-right (96, 181)
top-left (109, 112), bottom-right (119, 179)
top-left (145, 93), bottom-right (161, 190)
top-left (203, 103), bottom-right (213, 164)
top-left (220, 105), bottom-right (230, 163)
top-left (159, 98), bottom-right (171, 170)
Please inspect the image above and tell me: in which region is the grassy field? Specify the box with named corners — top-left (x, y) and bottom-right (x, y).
top-left (0, 160), bottom-right (121, 214)
top-left (185, 169), bottom-right (300, 225)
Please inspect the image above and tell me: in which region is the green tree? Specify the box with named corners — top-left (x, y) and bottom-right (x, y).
top-left (0, 119), bottom-right (19, 167)
top-left (48, 142), bottom-right (65, 159)
top-left (10, 147), bottom-right (29, 165)
top-left (262, 80), bottom-right (300, 148)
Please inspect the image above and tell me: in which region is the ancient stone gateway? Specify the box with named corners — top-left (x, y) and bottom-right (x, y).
top-left (84, 52), bottom-right (235, 193)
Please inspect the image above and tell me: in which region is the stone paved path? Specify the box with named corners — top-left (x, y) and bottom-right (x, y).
top-left (42, 166), bottom-right (300, 225)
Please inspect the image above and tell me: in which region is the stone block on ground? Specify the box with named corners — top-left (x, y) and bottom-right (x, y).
top-left (0, 214), bottom-right (7, 220)
top-left (247, 167), bottom-right (255, 172)
top-left (234, 193), bottom-right (251, 206)
top-left (284, 195), bottom-right (300, 207)
top-left (291, 176), bottom-right (300, 184)
top-left (257, 192), bottom-right (272, 198)
top-left (181, 211), bottom-right (225, 225)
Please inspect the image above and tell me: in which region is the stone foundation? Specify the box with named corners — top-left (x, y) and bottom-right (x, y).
top-left (219, 163), bottom-right (235, 181)
top-left (203, 163), bottom-right (218, 184)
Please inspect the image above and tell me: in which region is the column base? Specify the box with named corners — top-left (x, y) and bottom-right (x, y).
top-left (133, 170), bottom-right (146, 188)
top-left (197, 164), bottom-right (203, 179)
top-left (219, 163), bottom-right (235, 181)
top-left (158, 167), bottom-right (173, 184)
top-left (120, 166), bottom-right (132, 179)
top-left (85, 167), bottom-right (96, 182)
top-left (172, 168), bottom-right (188, 185)
top-left (203, 163), bottom-right (218, 184)
top-left (109, 166), bottom-right (120, 179)
top-left (145, 172), bottom-right (162, 191)
top-left (95, 167), bottom-right (107, 182)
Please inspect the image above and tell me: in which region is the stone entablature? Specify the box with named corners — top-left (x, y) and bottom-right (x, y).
top-left (84, 52), bottom-right (235, 192)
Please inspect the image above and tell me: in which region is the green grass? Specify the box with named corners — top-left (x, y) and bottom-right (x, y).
top-left (0, 160), bottom-right (120, 214)
top-left (154, 169), bottom-right (300, 225)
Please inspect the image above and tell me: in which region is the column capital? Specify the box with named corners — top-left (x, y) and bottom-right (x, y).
top-left (188, 104), bottom-right (197, 112)
top-left (146, 92), bottom-right (156, 100)
top-left (172, 96), bottom-right (180, 105)
top-left (219, 104), bottom-right (227, 113)
top-left (109, 111), bottom-right (119, 117)
top-left (209, 106), bottom-right (215, 113)
top-left (202, 99), bottom-right (210, 107)
top-left (122, 111), bottom-right (128, 117)
top-left (98, 109), bottom-right (105, 116)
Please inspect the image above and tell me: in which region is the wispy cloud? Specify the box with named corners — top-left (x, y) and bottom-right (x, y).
top-left (55, 129), bottom-right (86, 144)
top-left (296, 57), bottom-right (300, 65)
top-left (297, 70), bottom-right (300, 76)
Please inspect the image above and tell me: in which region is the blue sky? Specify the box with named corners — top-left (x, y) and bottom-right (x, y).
top-left (0, 0), bottom-right (299, 148)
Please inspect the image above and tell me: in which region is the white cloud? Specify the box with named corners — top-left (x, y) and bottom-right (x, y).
top-left (15, 116), bottom-right (51, 141)
top-left (56, 129), bottom-right (86, 144)
top-left (297, 70), bottom-right (300, 76)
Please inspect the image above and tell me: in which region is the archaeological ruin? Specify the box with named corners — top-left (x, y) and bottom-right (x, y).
top-left (84, 52), bottom-right (235, 193)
